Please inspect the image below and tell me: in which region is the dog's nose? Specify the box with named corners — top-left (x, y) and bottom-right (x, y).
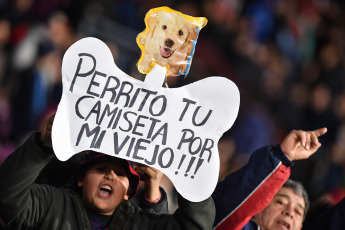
top-left (165, 39), bottom-right (174, 48)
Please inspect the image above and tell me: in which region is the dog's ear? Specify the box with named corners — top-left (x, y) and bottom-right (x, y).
top-left (177, 26), bottom-right (200, 74)
top-left (182, 17), bottom-right (206, 54)
top-left (147, 12), bottom-right (161, 40)
top-left (188, 26), bottom-right (200, 42)
top-left (181, 26), bottom-right (200, 56)
top-left (138, 11), bottom-right (160, 45)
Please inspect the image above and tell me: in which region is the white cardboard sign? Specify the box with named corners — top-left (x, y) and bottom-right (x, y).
top-left (52, 37), bottom-right (240, 202)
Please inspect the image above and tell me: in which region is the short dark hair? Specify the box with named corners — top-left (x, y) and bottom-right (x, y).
top-left (282, 179), bottom-right (310, 220)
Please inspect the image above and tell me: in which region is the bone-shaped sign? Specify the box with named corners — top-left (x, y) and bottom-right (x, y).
top-left (52, 37), bottom-right (240, 202)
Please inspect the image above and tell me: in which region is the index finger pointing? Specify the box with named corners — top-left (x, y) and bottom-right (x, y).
top-left (314, 127), bottom-right (328, 137)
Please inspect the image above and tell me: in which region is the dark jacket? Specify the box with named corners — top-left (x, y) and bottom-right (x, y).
top-left (0, 132), bottom-right (215, 230)
top-left (130, 187), bottom-right (169, 214)
top-left (302, 197), bottom-right (345, 230)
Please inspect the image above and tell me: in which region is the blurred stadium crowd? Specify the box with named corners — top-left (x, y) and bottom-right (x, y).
top-left (0, 0), bottom-right (345, 206)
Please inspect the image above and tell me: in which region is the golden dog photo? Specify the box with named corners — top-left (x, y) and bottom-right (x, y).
top-left (137, 7), bottom-right (207, 77)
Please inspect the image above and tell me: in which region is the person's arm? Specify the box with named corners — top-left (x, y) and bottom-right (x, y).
top-left (0, 115), bottom-right (55, 227)
top-left (213, 144), bottom-right (291, 230)
top-left (130, 186), bottom-right (169, 214)
top-left (0, 132), bottom-right (54, 226)
top-left (213, 128), bottom-right (327, 230)
top-left (131, 163), bottom-right (169, 214)
top-left (133, 163), bottom-right (164, 202)
top-left (114, 194), bottom-right (215, 230)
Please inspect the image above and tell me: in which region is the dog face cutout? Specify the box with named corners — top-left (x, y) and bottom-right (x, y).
top-left (137, 7), bottom-right (207, 77)
top-left (52, 37), bottom-right (240, 202)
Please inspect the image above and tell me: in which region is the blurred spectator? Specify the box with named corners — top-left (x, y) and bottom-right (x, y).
top-left (0, 0), bottom-right (345, 210)
top-left (0, 87), bottom-right (15, 165)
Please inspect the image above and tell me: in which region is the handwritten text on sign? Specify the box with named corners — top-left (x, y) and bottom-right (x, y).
top-left (52, 37), bottom-right (240, 202)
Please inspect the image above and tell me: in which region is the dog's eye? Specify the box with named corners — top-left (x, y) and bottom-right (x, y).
top-left (178, 30), bottom-right (184, 36)
top-left (162, 25), bottom-right (167, 30)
